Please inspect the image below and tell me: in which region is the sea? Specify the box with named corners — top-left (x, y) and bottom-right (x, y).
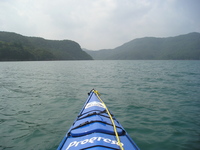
top-left (0, 60), bottom-right (200, 150)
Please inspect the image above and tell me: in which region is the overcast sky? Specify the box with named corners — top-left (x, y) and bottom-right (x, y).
top-left (1, 0), bottom-right (200, 50)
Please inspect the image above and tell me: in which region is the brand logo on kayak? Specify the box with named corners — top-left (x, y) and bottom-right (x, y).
top-left (66, 136), bottom-right (124, 150)
top-left (85, 101), bottom-right (105, 109)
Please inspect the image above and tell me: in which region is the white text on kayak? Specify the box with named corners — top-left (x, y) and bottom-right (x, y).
top-left (66, 136), bottom-right (124, 150)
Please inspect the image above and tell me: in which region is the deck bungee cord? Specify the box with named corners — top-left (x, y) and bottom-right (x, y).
top-left (93, 90), bottom-right (124, 150)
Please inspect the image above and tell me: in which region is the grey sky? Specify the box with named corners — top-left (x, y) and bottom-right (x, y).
top-left (1, 0), bottom-right (200, 50)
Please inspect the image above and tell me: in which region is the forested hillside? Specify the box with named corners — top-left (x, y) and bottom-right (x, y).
top-left (85, 32), bottom-right (200, 60)
top-left (0, 31), bottom-right (92, 61)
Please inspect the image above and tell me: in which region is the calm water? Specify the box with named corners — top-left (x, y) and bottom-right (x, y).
top-left (0, 60), bottom-right (200, 150)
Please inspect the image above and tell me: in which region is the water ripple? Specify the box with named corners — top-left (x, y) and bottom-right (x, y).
top-left (0, 60), bottom-right (200, 150)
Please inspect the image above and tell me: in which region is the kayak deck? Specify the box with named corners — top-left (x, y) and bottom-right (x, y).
top-left (57, 90), bottom-right (140, 150)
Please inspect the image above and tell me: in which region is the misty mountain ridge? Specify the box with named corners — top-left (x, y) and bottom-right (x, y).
top-left (1, 31), bottom-right (199, 61)
top-left (0, 31), bottom-right (92, 61)
top-left (84, 32), bottom-right (200, 60)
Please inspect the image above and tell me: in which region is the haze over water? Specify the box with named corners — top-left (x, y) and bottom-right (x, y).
top-left (0, 60), bottom-right (200, 150)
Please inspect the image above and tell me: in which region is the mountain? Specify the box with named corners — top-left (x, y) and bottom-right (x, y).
top-left (85, 32), bottom-right (200, 60)
top-left (0, 31), bottom-right (93, 61)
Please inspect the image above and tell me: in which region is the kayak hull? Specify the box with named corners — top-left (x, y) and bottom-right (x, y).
top-left (57, 90), bottom-right (140, 150)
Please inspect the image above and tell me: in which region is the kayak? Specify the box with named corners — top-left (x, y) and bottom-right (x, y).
top-left (57, 89), bottom-right (140, 150)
